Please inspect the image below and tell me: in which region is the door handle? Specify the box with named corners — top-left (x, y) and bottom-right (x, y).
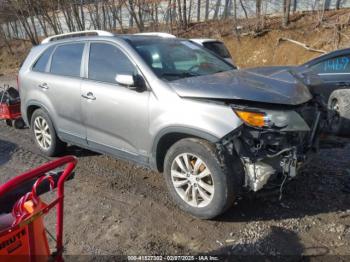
top-left (82, 92), bottom-right (96, 100)
top-left (38, 83), bottom-right (49, 89)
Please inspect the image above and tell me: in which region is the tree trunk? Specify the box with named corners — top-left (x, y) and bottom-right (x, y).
top-left (239, 0), bottom-right (248, 20)
top-left (223, 0), bottom-right (231, 18)
top-left (335, 0), bottom-right (341, 9)
top-left (214, 0), bottom-right (222, 19)
top-left (256, 0), bottom-right (262, 19)
top-left (283, 0), bottom-right (291, 27)
top-left (177, 0), bottom-right (183, 26)
top-left (292, 0), bottom-right (297, 13)
top-left (197, 0), bottom-right (201, 22)
top-left (183, 0), bottom-right (187, 28)
top-left (187, 0), bottom-right (192, 24)
top-left (205, 0), bottom-right (209, 20)
top-left (323, 0), bottom-right (331, 11)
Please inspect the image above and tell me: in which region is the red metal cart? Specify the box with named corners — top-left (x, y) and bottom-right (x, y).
top-left (0, 84), bottom-right (25, 129)
top-left (0, 156), bottom-right (77, 261)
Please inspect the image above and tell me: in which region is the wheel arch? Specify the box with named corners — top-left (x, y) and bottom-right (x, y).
top-left (25, 101), bottom-right (54, 128)
top-left (151, 127), bottom-right (220, 172)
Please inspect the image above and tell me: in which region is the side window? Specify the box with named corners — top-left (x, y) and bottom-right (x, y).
top-left (50, 43), bottom-right (84, 77)
top-left (310, 55), bottom-right (350, 74)
top-left (88, 43), bottom-right (136, 83)
top-left (32, 46), bottom-right (55, 72)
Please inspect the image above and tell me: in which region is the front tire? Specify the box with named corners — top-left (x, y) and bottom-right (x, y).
top-left (31, 109), bottom-right (66, 156)
top-left (164, 138), bottom-right (241, 219)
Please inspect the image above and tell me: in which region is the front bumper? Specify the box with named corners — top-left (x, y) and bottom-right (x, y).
top-left (220, 102), bottom-right (322, 192)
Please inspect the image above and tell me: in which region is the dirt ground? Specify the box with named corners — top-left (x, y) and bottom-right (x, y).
top-left (0, 73), bottom-right (350, 259)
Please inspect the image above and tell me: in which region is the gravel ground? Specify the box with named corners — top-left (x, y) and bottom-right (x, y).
top-left (0, 75), bottom-right (350, 259)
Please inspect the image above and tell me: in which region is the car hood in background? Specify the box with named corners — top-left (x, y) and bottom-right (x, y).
top-left (245, 66), bottom-right (295, 76)
top-left (169, 70), bottom-right (312, 106)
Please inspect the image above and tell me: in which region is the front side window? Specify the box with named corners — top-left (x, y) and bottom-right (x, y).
top-left (32, 46), bottom-right (55, 72)
top-left (50, 43), bottom-right (84, 77)
top-left (310, 55), bottom-right (350, 74)
top-left (88, 43), bottom-right (136, 83)
top-left (130, 39), bottom-right (234, 81)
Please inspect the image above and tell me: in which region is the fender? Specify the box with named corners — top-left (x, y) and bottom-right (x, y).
top-left (150, 126), bottom-right (220, 170)
top-left (23, 100), bottom-right (57, 130)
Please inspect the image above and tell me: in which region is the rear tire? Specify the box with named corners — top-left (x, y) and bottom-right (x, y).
top-left (328, 90), bottom-right (350, 136)
top-left (14, 118), bottom-right (25, 129)
top-left (31, 109), bottom-right (66, 156)
top-left (163, 138), bottom-right (242, 219)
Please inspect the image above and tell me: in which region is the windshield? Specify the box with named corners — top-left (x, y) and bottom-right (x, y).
top-left (128, 38), bottom-right (235, 81)
top-left (203, 41), bottom-right (231, 59)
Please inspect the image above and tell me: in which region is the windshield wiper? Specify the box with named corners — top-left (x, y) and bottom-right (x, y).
top-left (160, 72), bottom-right (200, 79)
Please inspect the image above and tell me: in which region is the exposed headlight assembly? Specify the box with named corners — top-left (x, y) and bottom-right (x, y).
top-left (234, 108), bottom-right (310, 131)
top-left (235, 110), bottom-right (267, 128)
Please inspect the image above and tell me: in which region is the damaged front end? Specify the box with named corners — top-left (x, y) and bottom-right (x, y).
top-left (218, 99), bottom-right (325, 192)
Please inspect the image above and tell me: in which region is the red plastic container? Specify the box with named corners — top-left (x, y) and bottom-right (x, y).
top-left (0, 156), bottom-right (77, 261)
top-left (0, 102), bottom-right (21, 120)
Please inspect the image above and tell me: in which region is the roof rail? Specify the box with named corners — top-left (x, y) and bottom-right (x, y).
top-left (41, 30), bottom-right (114, 44)
top-left (133, 32), bottom-right (176, 38)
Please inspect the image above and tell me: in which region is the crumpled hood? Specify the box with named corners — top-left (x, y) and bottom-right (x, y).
top-left (169, 70), bottom-right (313, 105)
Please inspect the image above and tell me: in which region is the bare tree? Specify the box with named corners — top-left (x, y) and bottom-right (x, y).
top-left (182, 0), bottom-right (187, 27)
top-left (256, 0), bottom-right (262, 19)
top-left (109, 0), bottom-right (126, 31)
top-left (187, 0), bottom-right (193, 24)
top-left (335, 0), bottom-right (342, 9)
top-left (213, 0), bottom-right (221, 19)
top-left (125, 0), bottom-right (146, 31)
top-left (292, 0), bottom-right (297, 13)
top-left (239, 0), bottom-right (248, 20)
top-left (5, 0), bottom-right (40, 45)
top-left (323, 0), bottom-right (331, 11)
top-left (197, 0), bottom-right (201, 22)
top-left (205, 0), bottom-right (209, 21)
top-left (223, 0), bottom-right (232, 19)
top-left (283, 0), bottom-right (291, 27)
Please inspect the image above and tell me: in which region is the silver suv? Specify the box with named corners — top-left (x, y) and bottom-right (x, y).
top-left (19, 30), bottom-right (322, 219)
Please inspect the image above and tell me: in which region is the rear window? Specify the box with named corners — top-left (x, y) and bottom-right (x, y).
top-left (50, 43), bottom-right (84, 77)
top-left (203, 41), bottom-right (231, 59)
top-left (32, 46), bottom-right (55, 72)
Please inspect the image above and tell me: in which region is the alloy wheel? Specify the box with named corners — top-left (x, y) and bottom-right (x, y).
top-left (33, 116), bottom-right (52, 150)
top-left (171, 153), bottom-right (214, 208)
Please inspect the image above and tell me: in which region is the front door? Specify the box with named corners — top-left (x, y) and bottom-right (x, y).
top-left (81, 42), bottom-right (150, 162)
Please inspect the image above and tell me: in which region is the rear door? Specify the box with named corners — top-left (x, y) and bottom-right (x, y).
top-left (45, 42), bottom-right (86, 145)
top-left (81, 42), bottom-right (150, 162)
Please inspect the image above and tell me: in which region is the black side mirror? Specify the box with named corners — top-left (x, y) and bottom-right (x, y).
top-left (115, 73), bottom-right (147, 92)
top-left (133, 74), bottom-right (147, 93)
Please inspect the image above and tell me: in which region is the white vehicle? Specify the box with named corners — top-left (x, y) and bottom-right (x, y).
top-left (190, 38), bottom-right (235, 66)
top-left (134, 32), bottom-right (235, 66)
